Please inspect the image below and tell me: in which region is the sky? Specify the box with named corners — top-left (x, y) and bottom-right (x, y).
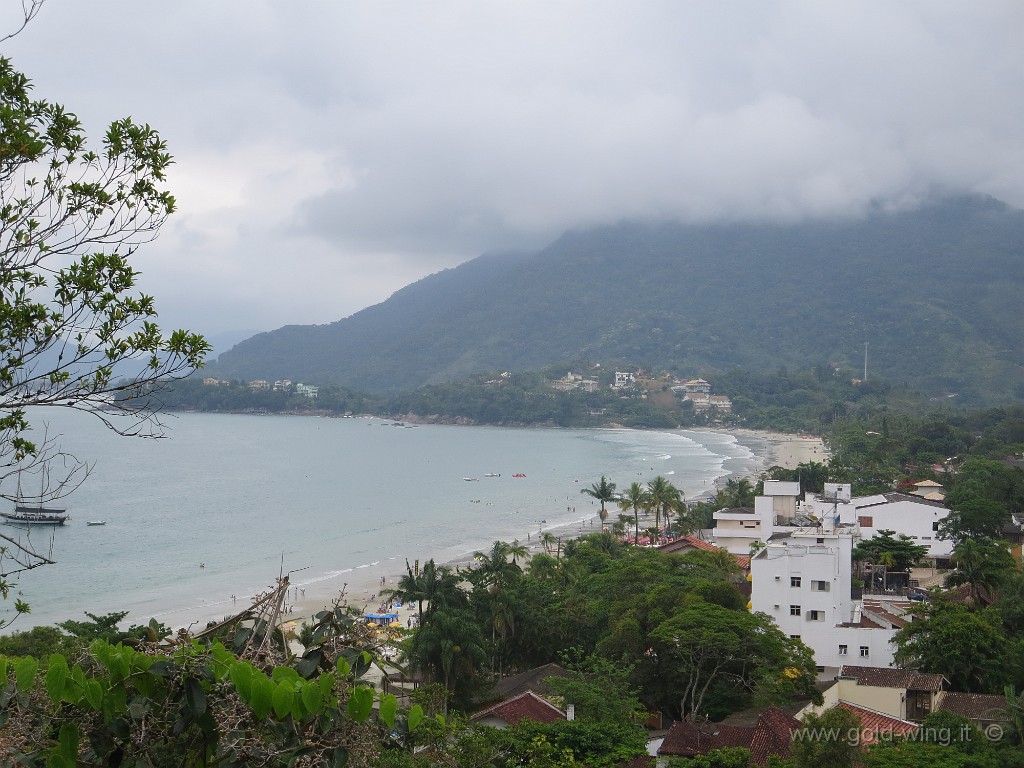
top-left (4, 1), bottom-right (1024, 341)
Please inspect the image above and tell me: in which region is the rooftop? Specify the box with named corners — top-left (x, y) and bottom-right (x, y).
top-left (938, 692), bottom-right (1010, 722)
top-left (839, 665), bottom-right (945, 692)
top-left (471, 690), bottom-right (565, 726)
top-left (836, 702), bottom-right (919, 744)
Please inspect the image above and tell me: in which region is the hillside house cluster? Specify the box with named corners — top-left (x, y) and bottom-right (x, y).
top-left (202, 378), bottom-right (319, 398)
top-left (670, 378), bottom-right (733, 412)
top-left (612, 371), bottom-right (637, 389)
top-left (550, 372), bottom-right (600, 392)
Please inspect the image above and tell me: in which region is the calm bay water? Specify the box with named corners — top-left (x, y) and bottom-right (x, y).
top-left (0, 411), bottom-right (766, 633)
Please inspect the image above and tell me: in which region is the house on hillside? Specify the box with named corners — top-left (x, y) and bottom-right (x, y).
top-left (612, 371), bottom-right (636, 389)
top-left (908, 479), bottom-right (945, 501)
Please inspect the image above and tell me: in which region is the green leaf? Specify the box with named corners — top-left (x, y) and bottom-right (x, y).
top-left (229, 661), bottom-right (253, 700)
top-left (272, 682), bottom-right (293, 720)
top-left (14, 656), bottom-right (38, 693)
top-left (45, 655), bottom-right (68, 704)
top-left (378, 693), bottom-right (397, 729)
top-left (300, 680), bottom-right (321, 715)
top-left (331, 747), bottom-right (349, 768)
top-left (318, 672), bottom-right (335, 701)
top-left (272, 666), bottom-right (300, 685)
top-left (58, 723), bottom-right (79, 762)
top-left (251, 677), bottom-right (274, 719)
top-left (0, 656), bottom-right (7, 683)
top-left (407, 703), bottom-right (423, 732)
top-left (147, 660), bottom-right (176, 677)
top-left (185, 677), bottom-right (207, 718)
top-left (84, 679), bottom-right (103, 710)
top-left (347, 685), bottom-right (374, 722)
top-left (335, 656), bottom-right (350, 677)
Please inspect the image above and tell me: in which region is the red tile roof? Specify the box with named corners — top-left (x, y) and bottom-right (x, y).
top-left (658, 535), bottom-right (751, 570)
top-left (937, 692), bottom-right (1010, 722)
top-left (471, 690), bottom-right (565, 726)
top-left (836, 703), bottom-right (919, 745)
top-left (660, 707), bottom-right (799, 766)
top-left (839, 665), bottom-right (945, 691)
top-left (748, 706), bottom-right (802, 766)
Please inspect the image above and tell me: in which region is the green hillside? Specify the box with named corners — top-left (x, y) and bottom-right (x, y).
top-left (211, 196), bottom-right (1024, 404)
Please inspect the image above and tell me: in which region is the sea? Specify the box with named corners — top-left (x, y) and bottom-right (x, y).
top-left (0, 410), bottom-right (768, 634)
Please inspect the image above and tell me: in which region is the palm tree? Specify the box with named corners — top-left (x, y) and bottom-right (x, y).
top-left (581, 475), bottom-right (617, 525)
top-left (471, 541), bottom-right (521, 589)
top-left (945, 538), bottom-right (1016, 607)
top-left (795, 461), bottom-right (829, 496)
top-left (389, 560), bottom-right (429, 626)
top-left (618, 481), bottom-right (649, 546)
top-left (719, 478), bottom-right (755, 508)
top-left (388, 559), bottom-right (468, 627)
top-left (507, 539), bottom-right (530, 566)
top-left (539, 531), bottom-right (557, 555)
top-left (407, 605), bottom-right (487, 712)
top-left (527, 552), bottom-right (564, 583)
top-left (647, 476), bottom-right (682, 537)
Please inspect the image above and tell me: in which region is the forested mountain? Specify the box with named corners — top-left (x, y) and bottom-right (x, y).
top-left (211, 196), bottom-right (1024, 404)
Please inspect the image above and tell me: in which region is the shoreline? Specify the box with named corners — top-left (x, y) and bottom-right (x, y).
top-left (165, 425), bottom-right (828, 635)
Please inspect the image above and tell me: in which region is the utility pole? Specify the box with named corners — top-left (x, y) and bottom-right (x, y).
top-left (863, 342), bottom-right (868, 381)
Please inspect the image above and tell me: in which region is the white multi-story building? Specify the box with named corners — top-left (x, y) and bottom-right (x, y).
top-left (612, 371), bottom-right (636, 389)
top-left (803, 484), bottom-right (952, 562)
top-left (715, 481), bottom-right (953, 564)
top-left (750, 526), bottom-right (911, 677)
top-left (713, 480), bottom-right (801, 555)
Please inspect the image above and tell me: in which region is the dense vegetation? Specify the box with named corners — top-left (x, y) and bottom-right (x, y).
top-left (212, 195), bottom-right (1024, 404)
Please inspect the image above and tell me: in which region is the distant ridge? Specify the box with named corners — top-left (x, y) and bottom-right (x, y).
top-left (211, 196), bottom-right (1024, 404)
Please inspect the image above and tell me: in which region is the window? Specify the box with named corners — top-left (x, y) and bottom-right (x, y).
top-left (859, 646), bottom-right (870, 658)
top-left (790, 605), bottom-right (801, 616)
top-left (932, 522), bottom-right (939, 531)
top-left (859, 516), bottom-right (873, 527)
top-left (807, 610), bottom-right (825, 621)
top-left (790, 576), bottom-right (802, 588)
top-left (790, 634), bottom-right (801, 640)
top-left (811, 580), bottom-right (830, 592)
top-left (838, 645), bottom-right (848, 656)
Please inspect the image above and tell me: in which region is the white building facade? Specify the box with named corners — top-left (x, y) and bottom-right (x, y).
top-left (750, 527), bottom-right (906, 676)
top-left (713, 480), bottom-right (801, 555)
top-left (803, 486), bottom-right (952, 561)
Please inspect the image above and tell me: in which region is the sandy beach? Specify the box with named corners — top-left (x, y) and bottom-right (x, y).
top-left (729, 428), bottom-right (829, 472)
top-left (191, 427), bottom-right (830, 634)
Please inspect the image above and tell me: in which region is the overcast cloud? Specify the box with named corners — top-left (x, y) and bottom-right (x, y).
top-left (4, 1), bottom-right (1024, 338)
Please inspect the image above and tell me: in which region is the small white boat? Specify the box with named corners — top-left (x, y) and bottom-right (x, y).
top-left (484, 473), bottom-right (500, 477)
top-left (86, 521), bottom-right (107, 526)
top-left (463, 477), bottom-right (479, 482)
